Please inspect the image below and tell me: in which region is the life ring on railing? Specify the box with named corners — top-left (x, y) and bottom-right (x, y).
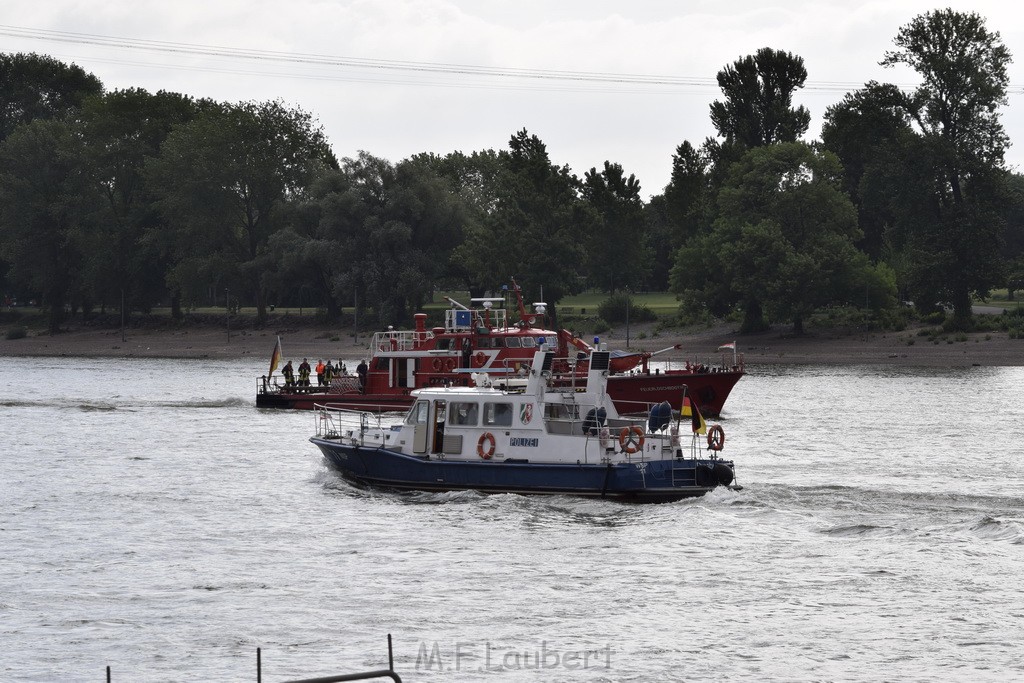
top-left (619, 425), bottom-right (645, 454)
top-left (473, 352), bottom-right (488, 368)
top-left (444, 358), bottom-right (456, 372)
top-left (477, 432), bottom-right (496, 459)
top-left (431, 358), bottom-right (442, 372)
top-left (707, 425), bottom-right (726, 451)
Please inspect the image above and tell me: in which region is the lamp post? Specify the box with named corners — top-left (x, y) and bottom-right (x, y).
top-left (625, 289), bottom-right (631, 349)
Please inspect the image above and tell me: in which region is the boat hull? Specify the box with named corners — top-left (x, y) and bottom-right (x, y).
top-left (310, 438), bottom-right (735, 503)
top-left (257, 388), bottom-right (413, 412)
top-left (605, 369), bottom-right (743, 417)
top-left (260, 369), bottom-right (742, 416)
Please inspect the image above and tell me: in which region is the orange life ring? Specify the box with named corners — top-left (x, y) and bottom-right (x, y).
top-left (431, 358), bottom-right (442, 372)
top-left (619, 425), bottom-right (645, 454)
top-left (477, 432), bottom-right (496, 459)
top-left (444, 358), bottom-right (456, 372)
top-left (707, 425), bottom-right (726, 451)
top-left (473, 351), bottom-right (487, 368)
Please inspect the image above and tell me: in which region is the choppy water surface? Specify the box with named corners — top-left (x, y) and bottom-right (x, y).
top-left (1, 357), bottom-right (1023, 681)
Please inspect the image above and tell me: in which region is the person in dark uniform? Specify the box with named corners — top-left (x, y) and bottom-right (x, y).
top-left (356, 359), bottom-right (368, 393)
top-left (298, 358), bottom-right (312, 387)
top-left (282, 360), bottom-right (295, 387)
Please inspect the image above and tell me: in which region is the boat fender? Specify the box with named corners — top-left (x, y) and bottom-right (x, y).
top-left (713, 462), bottom-right (734, 486)
top-left (599, 426), bottom-right (610, 449)
top-left (477, 432), bottom-right (496, 460)
top-left (432, 358), bottom-right (442, 372)
top-left (619, 425), bottom-right (645, 454)
top-left (695, 463), bottom-right (718, 487)
top-left (707, 425), bottom-right (726, 451)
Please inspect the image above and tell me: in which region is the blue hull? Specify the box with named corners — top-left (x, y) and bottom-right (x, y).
top-left (310, 438), bottom-right (734, 502)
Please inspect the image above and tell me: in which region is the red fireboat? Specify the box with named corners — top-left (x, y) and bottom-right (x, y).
top-left (256, 283), bottom-right (743, 416)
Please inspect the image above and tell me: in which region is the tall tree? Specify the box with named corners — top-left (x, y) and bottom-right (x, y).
top-left (451, 130), bottom-right (590, 324)
top-left (0, 119), bottom-right (98, 332)
top-left (581, 161), bottom-right (649, 292)
top-left (146, 99), bottom-right (336, 323)
top-left (671, 143), bottom-right (895, 333)
top-left (0, 53), bottom-right (103, 141)
top-left (880, 9), bottom-right (1011, 326)
top-left (821, 82), bottom-right (914, 261)
top-left (709, 48), bottom-right (811, 150)
top-left (78, 88), bottom-right (203, 316)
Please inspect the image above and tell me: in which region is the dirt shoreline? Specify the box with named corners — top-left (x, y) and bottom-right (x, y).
top-left (1, 318), bottom-right (1021, 367)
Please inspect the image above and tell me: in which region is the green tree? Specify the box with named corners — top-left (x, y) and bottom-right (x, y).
top-left (278, 153), bottom-right (466, 325)
top-left (880, 9), bottom-right (1011, 327)
top-left (450, 130), bottom-right (590, 325)
top-left (581, 161), bottom-right (650, 292)
top-left (78, 88), bottom-right (203, 317)
top-left (146, 99), bottom-right (336, 323)
top-left (821, 82), bottom-right (914, 261)
top-left (671, 143), bottom-right (895, 333)
top-left (498, 130), bottom-right (591, 325)
top-left (709, 48), bottom-right (811, 150)
top-left (412, 149), bottom-right (504, 298)
top-left (0, 119), bottom-right (98, 333)
top-left (0, 52), bottom-right (103, 141)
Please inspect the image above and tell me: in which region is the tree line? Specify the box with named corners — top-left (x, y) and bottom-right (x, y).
top-left (1, 9), bottom-right (1022, 336)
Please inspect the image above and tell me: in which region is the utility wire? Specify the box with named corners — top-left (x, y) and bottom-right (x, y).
top-left (1, 23), bottom-right (972, 95)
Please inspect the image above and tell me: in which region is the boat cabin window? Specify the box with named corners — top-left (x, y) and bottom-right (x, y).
top-left (435, 338), bottom-right (452, 350)
top-left (505, 337), bottom-right (522, 348)
top-left (545, 403), bottom-right (580, 420)
top-left (449, 401), bottom-right (479, 426)
top-left (406, 400), bottom-right (429, 425)
top-left (373, 357), bottom-right (388, 370)
top-left (521, 337), bottom-right (537, 348)
top-left (477, 337), bottom-right (492, 349)
top-left (491, 337), bottom-right (504, 347)
top-left (483, 402), bottom-right (513, 427)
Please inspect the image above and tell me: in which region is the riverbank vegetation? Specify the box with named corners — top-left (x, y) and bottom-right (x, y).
top-left (1, 9), bottom-right (1022, 339)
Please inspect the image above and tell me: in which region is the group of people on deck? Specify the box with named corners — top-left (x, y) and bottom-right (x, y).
top-left (281, 358), bottom-right (348, 387)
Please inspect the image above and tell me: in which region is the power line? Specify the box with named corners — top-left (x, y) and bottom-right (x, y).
top-left (3, 23), bottom-right (1022, 96)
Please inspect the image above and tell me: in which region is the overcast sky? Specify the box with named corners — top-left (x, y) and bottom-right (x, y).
top-left (3, 1), bottom-right (1022, 197)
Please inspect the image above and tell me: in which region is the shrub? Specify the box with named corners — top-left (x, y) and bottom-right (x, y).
top-left (5, 326), bottom-right (26, 340)
top-left (597, 293), bottom-right (657, 325)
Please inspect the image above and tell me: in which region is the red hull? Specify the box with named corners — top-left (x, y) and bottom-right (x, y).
top-left (257, 368), bottom-right (742, 416)
top-left (257, 282), bottom-right (743, 416)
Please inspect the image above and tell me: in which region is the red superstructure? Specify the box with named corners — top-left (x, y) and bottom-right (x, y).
top-left (256, 282), bottom-right (743, 416)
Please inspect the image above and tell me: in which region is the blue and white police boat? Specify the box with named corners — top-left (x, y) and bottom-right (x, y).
top-left (309, 346), bottom-right (739, 502)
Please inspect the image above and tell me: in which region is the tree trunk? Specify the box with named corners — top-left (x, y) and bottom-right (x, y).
top-left (792, 314), bottom-right (804, 335)
top-left (950, 288), bottom-right (973, 330)
top-left (171, 291), bottom-right (182, 320)
top-left (740, 300), bottom-right (767, 333)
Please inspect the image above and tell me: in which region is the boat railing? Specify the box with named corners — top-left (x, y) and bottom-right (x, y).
top-left (314, 403), bottom-right (399, 443)
top-left (444, 306), bottom-right (507, 331)
top-left (370, 329), bottom-right (432, 353)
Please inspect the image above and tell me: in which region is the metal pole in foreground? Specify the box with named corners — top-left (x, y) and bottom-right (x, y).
top-left (225, 287), bottom-right (230, 342)
top-left (257, 646), bottom-right (262, 683)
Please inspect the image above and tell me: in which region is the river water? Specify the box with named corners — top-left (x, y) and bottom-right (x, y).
top-left (1, 357), bottom-right (1023, 682)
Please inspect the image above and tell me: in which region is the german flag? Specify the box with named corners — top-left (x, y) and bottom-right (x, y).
top-left (681, 396), bottom-right (707, 435)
